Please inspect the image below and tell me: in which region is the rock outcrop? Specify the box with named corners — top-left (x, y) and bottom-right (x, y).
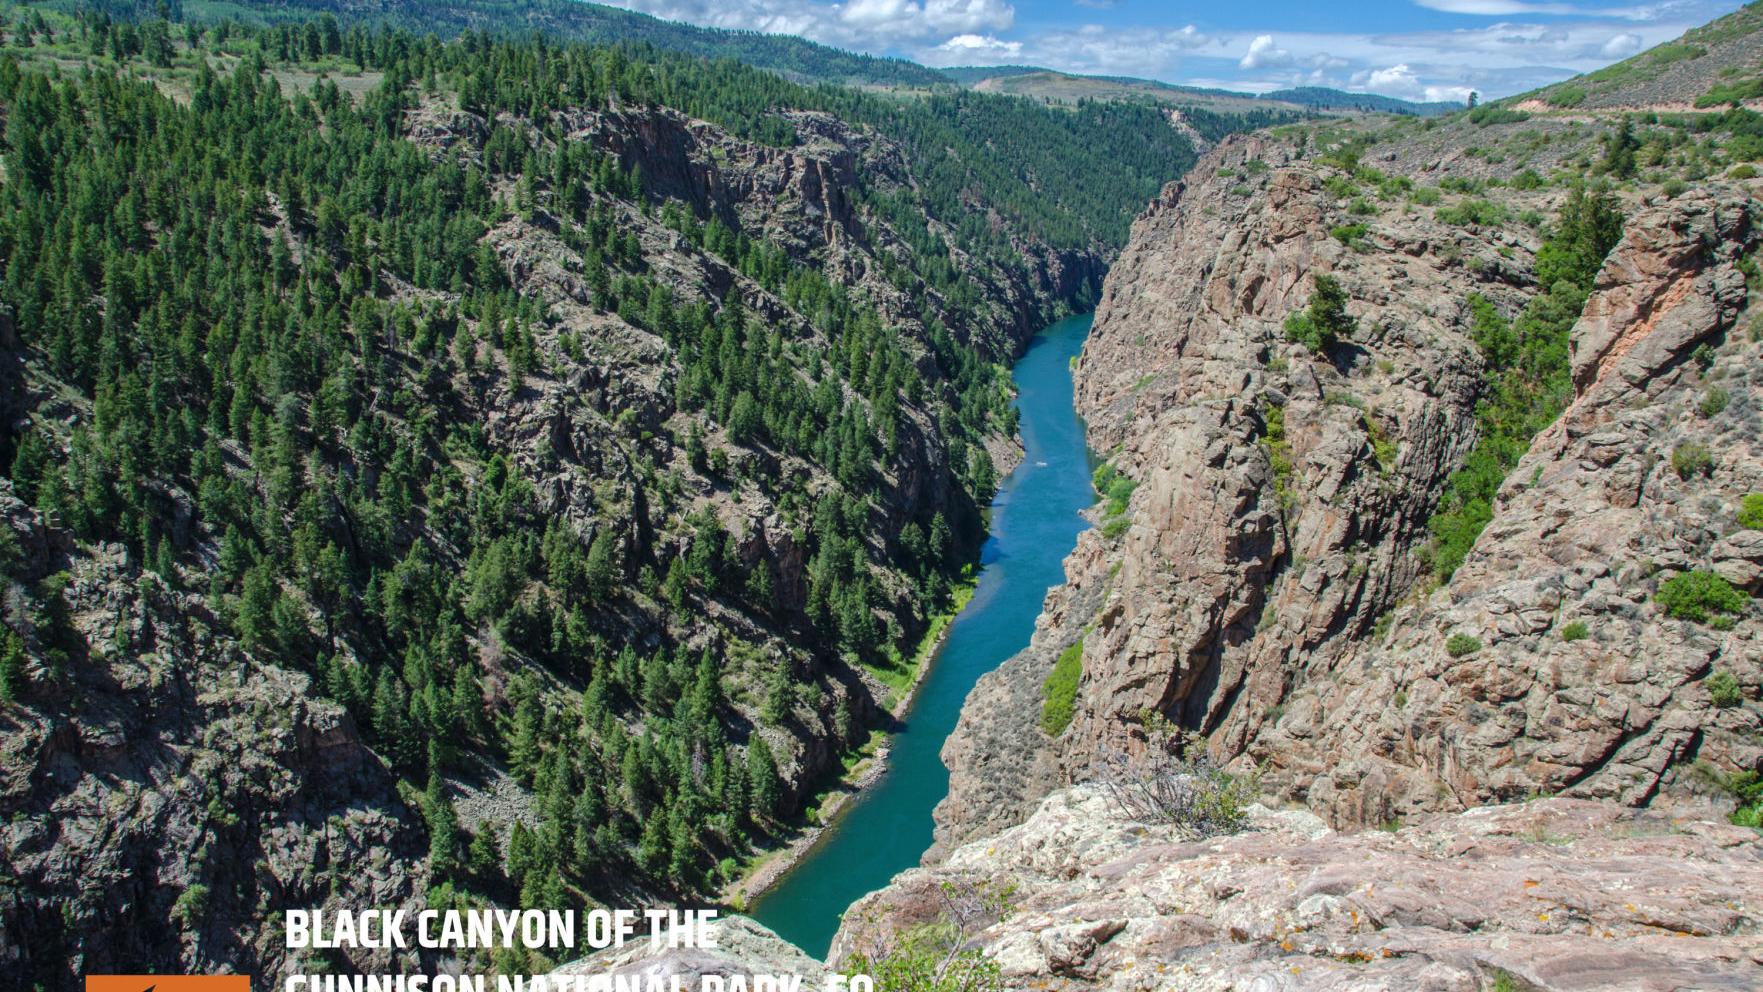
top-left (554, 916), bottom-right (828, 989)
top-left (842, 784), bottom-right (1763, 991)
top-left (0, 485), bottom-right (430, 985)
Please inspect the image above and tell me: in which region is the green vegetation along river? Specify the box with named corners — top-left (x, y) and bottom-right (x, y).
top-left (749, 313), bottom-right (1097, 957)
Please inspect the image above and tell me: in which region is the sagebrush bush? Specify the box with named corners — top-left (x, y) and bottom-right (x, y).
top-left (1672, 442), bottom-right (1714, 480)
top-left (1560, 620), bottom-right (1590, 642)
top-left (1708, 670), bottom-right (1743, 708)
top-left (1445, 633), bottom-right (1482, 657)
top-left (1700, 387), bottom-right (1730, 417)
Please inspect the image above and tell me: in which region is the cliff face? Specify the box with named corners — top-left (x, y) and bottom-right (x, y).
top-left (1257, 188), bottom-right (1763, 826)
top-left (936, 124), bottom-right (1763, 853)
top-left (840, 784), bottom-right (1763, 991)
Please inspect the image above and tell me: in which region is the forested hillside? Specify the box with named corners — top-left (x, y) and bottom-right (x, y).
top-left (0, 6), bottom-right (1281, 987)
top-left (39, 0), bottom-right (955, 87)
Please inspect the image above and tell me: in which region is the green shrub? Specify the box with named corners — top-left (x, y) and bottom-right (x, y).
top-left (172, 884), bottom-right (210, 926)
top-left (1672, 442), bottom-right (1714, 479)
top-left (1467, 105), bottom-right (1531, 126)
top-left (1697, 77), bottom-right (1763, 108)
top-left (1410, 186), bottom-right (1442, 205)
top-left (1560, 620), bottom-right (1590, 642)
top-left (1040, 641), bottom-right (1084, 736)
top-left (1284, 273), bottom-right (1355, 353)
top-left (1708, 670), bottom-right (1743, 708)
top-left (1656, 570), bottom-right (1748, 624)
top-left (1100, 516), bottom-right (1130, 540)
top-left (1663, 178), bottom-right (1690, 199)
top-left (1739, 493), bottom-right (1763, 529)
top-left (852, 922), bottom-right (1003, 992)
top-left (1331, 222), bottom-right (1370, 250)
top-left (1546, 87), bottom-right (1587, 108)
top-left (1445, 633), bottom-right (1482, 658)
top-left (1436, 198), bottom-right (1512, 227)
top-left (1363, 412), bottom-right (1397, 471)
top-left (1699, 387), bottom-right (1730, 417)
top-left (1730, 164), bottom-right (1759, 179)
top-left (1512, 168), bottom-right (1546, 190)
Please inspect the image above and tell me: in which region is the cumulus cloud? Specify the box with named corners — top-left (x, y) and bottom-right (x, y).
top-left (1353, 63), bottom-right (1476, 102)
top-left (929, 32), bottom-right (1023, 61)
top-left (998, 22), bottom-right (1213, 77)
top-left (1239, 34), bottom-right (1291, 70)
top-left (1602, 31), bottom-right (1645, 55)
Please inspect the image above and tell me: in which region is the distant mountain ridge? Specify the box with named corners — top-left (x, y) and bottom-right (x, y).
top-left (127, 0), bottom-right (1463, 113)
top-left (146, 0), bottom-right (954, 87)
top-left (942, 66), bottom-right (1459, 116)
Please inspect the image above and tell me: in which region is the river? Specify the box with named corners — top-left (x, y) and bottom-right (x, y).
top-left (748, 313), bottom-right (1097, 958)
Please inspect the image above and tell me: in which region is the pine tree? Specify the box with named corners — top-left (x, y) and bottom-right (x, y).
top-left (0, 628), bottom-right (26, 703)
top-left (424, 774), bottom-right (460, 881)
top-left (746, 736), bottom-right (781, 821)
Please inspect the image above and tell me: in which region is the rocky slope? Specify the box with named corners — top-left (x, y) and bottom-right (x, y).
top-left (936, 107), bottom-right (1763, 863)
top-left (838, 783), bottom-right (1763, 991)
top-left (1520, 0), bottom-right (1763, 111)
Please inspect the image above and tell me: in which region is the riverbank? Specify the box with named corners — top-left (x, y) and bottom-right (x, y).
top-left (718, 576), bottom-right (977, 911)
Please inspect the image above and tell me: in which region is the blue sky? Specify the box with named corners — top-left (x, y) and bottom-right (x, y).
top-left (599, 0), bottom-right (1748, 101)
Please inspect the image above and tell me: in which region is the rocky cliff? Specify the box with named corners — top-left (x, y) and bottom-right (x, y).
top-left (936, 116), bottom-right (1763, 853)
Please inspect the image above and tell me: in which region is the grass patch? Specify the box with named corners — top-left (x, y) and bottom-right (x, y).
top-left (1040, 641), bottom-right (1084, 736)
top-left (1739, 493), bottom-right (1763, 529)
top-left (1092, 462), bottom-right (1137, 539)
top-left (862, 570), bottom-right (977, 701)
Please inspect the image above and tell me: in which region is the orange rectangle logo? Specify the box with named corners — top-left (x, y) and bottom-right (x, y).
top-left (87, 978), bottom-right (250, 992)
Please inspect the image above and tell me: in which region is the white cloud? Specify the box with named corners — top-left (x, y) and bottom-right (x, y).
top-left (1415, 0), bottom-right (1585, 14)
top-left (604, 0), bottom-right (1014, 47)
top-left (1412, 0), bottom-right (1665, 18)
top-left (931, 32), bottom-right (1024, 60)
top-left (1239, 34), bottom-right (1291, 70)
top-left (1602, 30), bottom-right (1645, 54)
top-left (1353, 63), bottom-right (1476, 102)
top-left (990, 22), bottom-right (1212, 77)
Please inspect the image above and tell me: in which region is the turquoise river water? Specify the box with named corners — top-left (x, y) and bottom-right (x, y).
top-left (748, 313), bottom-right (1097, 958)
